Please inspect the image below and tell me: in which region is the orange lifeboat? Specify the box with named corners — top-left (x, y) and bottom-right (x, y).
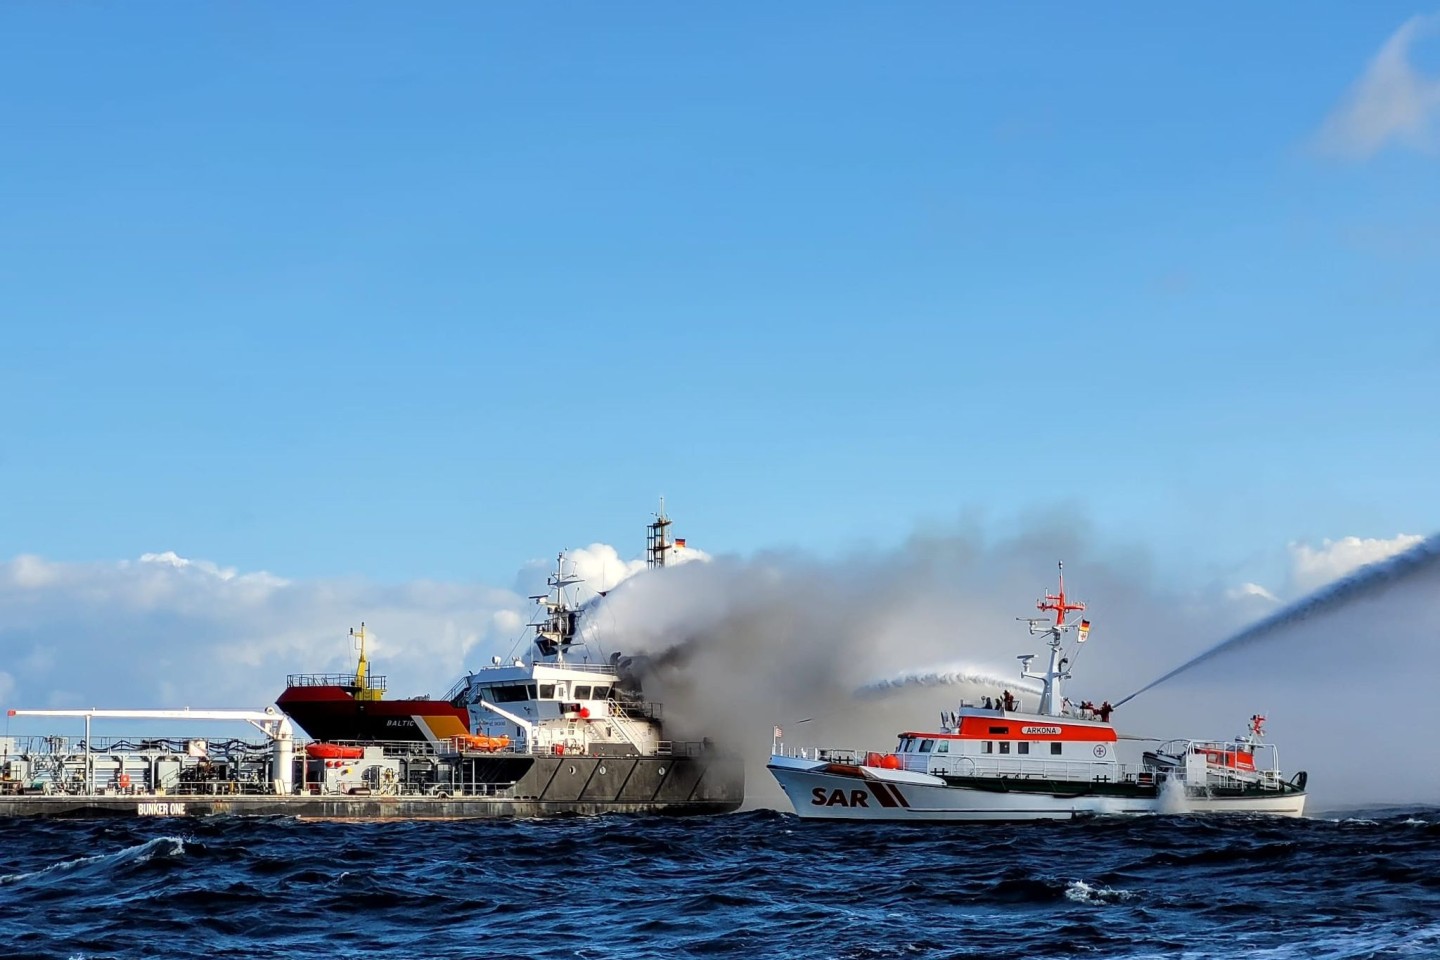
top-left (305, 743), bottom-right (365, 760)
top-left (451, 734), bottom-right (511, 753)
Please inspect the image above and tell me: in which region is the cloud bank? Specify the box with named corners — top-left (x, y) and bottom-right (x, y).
top-left (0, 552), bottom-right (527, 714)
top-left (1317, 13), bottom-right (1440, 159)
top-left (1287, 533), bottom-right (1425, 593)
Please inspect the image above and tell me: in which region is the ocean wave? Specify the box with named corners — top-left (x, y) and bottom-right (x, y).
top-left (0, 813), bottom-right (1437, 958)
top-left (0, 835), bottom-right (185, 887)
top-left (1064, 879), bottom-right (1135, 905)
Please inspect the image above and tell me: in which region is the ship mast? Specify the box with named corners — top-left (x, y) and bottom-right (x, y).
top-left (647, 498), bottom-right (672, 568)
top-left (351, 622), bottom-right (382, 702)
top-left (1017, 562), bottom-right (1088, 716)
top-left (531, 554), bottom-right (583, 664)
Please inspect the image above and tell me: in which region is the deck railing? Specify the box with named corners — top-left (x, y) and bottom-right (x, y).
top-left (284, 673), bottom-right (388, 691)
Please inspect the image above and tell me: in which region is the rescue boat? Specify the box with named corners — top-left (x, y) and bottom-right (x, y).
top-left (303, 742), bottom-right (365, 760)
top-left (767, 565), bottom-right (1308, 821)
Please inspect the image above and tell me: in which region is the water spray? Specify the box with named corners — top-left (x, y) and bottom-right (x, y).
top-left (1114, 531), bottom-right (1440, 708)
top-left (857, 664), bottom-right (1044, 699)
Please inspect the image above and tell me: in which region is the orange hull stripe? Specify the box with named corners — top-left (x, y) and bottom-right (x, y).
top-left (904, 718), bottom-right (1118, 743)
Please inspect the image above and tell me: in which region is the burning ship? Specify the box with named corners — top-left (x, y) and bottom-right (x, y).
top-left (0, 510), bottom-right (744, 819)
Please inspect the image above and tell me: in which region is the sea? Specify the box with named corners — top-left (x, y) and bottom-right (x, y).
top-left (2, 808), bottom-right (1437, 960)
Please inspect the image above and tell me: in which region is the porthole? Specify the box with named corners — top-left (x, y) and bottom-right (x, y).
top-left (657, 766), bottom-right (667, 776)
top-left (598, 765), bottom-right (607, 775)
top-left (569, 765), bottom-right (578, 775)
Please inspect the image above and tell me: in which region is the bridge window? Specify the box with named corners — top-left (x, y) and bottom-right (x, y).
top-left (919, 739), bottom-right (935, 753)
top-left (593, 685), bottom-right (611, 699)
top-left (982, 741), bottom-right (993, 754)
top-left (574, 685), bottom-right (593, 699)
top-left (999, 742), bottom-right (1011, 754)
top-left (538, 684), bottom-right (556, 699)
top-left (936, 742), bottom-right (949, 754)
top-left (492, 684), bottom-right (533, 703)
top-left (1051, 743), bottom-right (1063, 755)
top-left (1018, 742), bottom-right (1030, 755)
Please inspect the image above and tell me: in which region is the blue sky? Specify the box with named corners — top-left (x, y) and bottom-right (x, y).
top-left (3, 4), bottom-right (1439, 589)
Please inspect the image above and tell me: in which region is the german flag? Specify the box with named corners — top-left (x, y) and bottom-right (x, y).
top-left (675, 538), bottom-right (687, 549)
top-left (1077, 619), bottom-right (1091, 643)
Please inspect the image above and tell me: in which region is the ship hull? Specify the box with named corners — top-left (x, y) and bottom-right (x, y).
top-left (275, 685), bottom-right (470, 743)
top-left (0, 754), bottom-right (745, 820)
top-left (768, 756), bottom-right (1306, 821)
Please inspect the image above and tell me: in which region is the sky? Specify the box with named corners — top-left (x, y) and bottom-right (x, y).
top-left (3, 6), bottom-right (1440, 803)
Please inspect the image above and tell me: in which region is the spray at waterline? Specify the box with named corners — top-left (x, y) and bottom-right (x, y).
top-left (1114, 531), bottom-right (1440, 708)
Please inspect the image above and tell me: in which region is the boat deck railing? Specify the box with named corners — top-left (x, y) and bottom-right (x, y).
top-left (284, 673), bottom-right (388, 691)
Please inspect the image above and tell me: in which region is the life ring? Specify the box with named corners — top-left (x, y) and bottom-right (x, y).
top-left (118, 774), bottom-right (131, 789)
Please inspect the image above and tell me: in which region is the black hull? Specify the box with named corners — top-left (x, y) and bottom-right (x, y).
top-left (275, 687), bottom-right (471, 743)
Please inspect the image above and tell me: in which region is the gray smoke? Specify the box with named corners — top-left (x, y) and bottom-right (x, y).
top-left (581, 525), bottom-right (1440, 810)
top-left (579, 523), bottom-right (1216, 807)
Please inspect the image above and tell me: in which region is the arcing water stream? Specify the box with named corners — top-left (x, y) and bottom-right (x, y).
top-left (1114, 531), bottom-right (1440, 708)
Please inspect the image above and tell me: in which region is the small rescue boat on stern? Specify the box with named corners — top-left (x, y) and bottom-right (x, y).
top-left (768, 565), bottom-right (1308, 821)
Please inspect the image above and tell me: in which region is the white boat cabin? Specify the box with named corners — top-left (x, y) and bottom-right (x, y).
top-left (886, 706), bottom-right (1121, 781)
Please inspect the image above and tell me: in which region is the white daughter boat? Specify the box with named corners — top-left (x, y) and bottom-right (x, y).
top-left (768, 566), bottom-right (1308, 821)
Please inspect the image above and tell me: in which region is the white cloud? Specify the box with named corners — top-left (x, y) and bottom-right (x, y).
top-left (0, 552), bottom-right (530, 713)
top-left (1316, 14), bottom-right (1440, 159)
top-left (1227, 581), bottom-right (1280, 604)
top-left (1288, 534), bottom-right (1426, 593)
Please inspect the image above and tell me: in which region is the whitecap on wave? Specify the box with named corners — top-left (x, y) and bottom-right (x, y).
top-left (1064, 879), bottom-right (1133, 905)
top-left (0, 835), bottom-right (185, 886)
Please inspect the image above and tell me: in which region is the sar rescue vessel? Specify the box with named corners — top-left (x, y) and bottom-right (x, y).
top-left (768, 565), bottom-right (1308, 821)
top-left (0, 510), bottom-right (744, 819)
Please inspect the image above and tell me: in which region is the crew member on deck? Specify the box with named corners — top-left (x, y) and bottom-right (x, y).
top-left (1002, 690), bottom-right (1016, 712)
top-left (1098, 700), bottom-right (1114, 722)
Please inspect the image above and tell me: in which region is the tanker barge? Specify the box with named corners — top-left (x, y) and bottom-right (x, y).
top-left (0, 515), bottom-right (744, 819)
top-left (0, 721), bottom-right (739, 819)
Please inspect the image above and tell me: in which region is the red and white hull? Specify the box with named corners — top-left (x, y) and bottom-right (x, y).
top-left (768, 754), bottom-right (1307, 821)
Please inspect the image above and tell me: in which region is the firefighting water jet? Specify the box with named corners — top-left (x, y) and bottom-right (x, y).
top-left (856, 665), bottom-right (1043, 699)
top-left (1114, 531), bottom-right (1440, 708)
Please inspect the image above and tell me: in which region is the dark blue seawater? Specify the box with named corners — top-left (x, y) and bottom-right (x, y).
top-left (2, 808), bottom-right (1438, 959)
